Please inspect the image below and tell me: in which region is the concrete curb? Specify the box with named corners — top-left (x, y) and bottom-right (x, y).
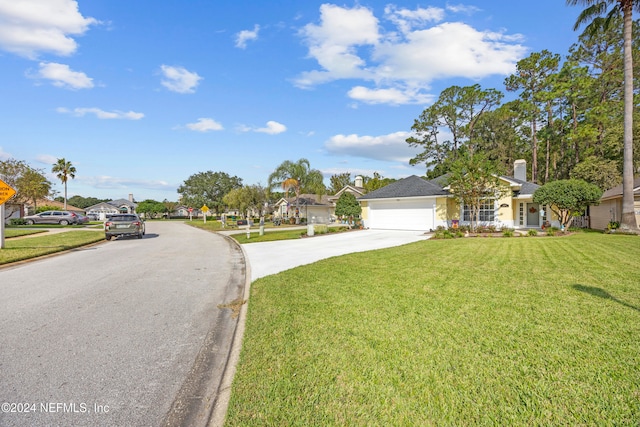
top-left (207, 234), bottom-right (252, 427)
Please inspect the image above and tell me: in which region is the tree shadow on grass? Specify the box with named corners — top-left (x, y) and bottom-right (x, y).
top-left (573, 284), bottom-right (640, 313)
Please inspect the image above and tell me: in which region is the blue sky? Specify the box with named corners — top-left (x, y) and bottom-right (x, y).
top-left (0, 0), bottom-right (584, 202)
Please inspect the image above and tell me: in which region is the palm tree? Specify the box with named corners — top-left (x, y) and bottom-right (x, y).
top-left (268, 158), bottom-right (325, 224)
top-left (51, 158), bottom-right (76, 210)
top-left (567, 0), bottom-right (639, 231)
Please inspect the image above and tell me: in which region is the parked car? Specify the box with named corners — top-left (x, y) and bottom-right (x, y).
top-left (104, 214), bottom-right (145, 240)
top-left (23, 210), bottom-right (79, 225)
top-left (76, 215), bottom-right (90, 224)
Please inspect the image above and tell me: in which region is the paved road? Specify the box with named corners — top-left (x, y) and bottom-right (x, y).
top-left (241, 228), bottom-right (430, 280)
top-left (0, 222), bottom-right (245, 427)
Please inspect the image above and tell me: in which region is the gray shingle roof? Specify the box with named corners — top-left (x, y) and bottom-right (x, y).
top-left (504, 176), bottom-right (540, 196)
top-left (359, 175), bottom-right (449, 199)
top-left (600, 176), bottom-right (640, 200)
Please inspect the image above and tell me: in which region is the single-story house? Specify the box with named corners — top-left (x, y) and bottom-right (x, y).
top-left (589, 177), bottom-right (640, 230)
top-left (85, 194), bottom-right (137, 220)
top-left (273, 194), bottom-right (334, 224)
top-left (359, 160), bottom-right (557, 232)
top-left (273, 177), bottom-right (366, 224)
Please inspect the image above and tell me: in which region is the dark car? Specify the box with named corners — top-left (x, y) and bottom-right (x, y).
top-left (76, 215), bottom-right (90, 224)
top-left (23, 210), bottom-right (79, 225)
top-left (104, 214), bottom-right (145, 240)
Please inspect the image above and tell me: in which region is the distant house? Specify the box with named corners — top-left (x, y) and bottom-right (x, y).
top-left (85, 194), bottom-right (138, 220)
top-left (272, 176), bottom-right (367, 224)
top-left (359, 160), bottom-right (554, 231)
top-left (589, 177), bottom-right (640, 230)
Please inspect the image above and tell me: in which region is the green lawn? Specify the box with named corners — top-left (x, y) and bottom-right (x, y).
top-left (3, 229), bottom-right (47, 238)
top-left (0, 230), bottom-right (105, 265)
top-left (226, 233), bottom-right (640, 425)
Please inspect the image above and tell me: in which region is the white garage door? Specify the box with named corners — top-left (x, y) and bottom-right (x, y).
top-left (367, 199), bottom-right (434, 231)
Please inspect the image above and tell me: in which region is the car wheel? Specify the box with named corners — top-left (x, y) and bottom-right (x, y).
top-left (105, 235), bottom-right (112, 241)
top-left (60, 220), bottom-right (69, 225)
top-left (26, 219), bottom-right (34, 225)
top-left (137, 233), bottom-right (143, 239)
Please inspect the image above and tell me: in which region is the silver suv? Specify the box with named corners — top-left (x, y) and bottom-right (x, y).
top-left (24, 210), bottom-right (79, 225)
top-left (104, 214), bottom-right (145, 240)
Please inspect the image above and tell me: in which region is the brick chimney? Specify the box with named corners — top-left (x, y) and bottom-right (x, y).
top-left (129, 193), bottom-right (134, 202)
top-left (514, 159), bottom-right (527, 181)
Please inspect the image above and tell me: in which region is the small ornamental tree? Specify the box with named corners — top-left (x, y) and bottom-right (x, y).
top-left (532, 179), bottom-right (603, 229)
top-left (446, 152), bottom-right (509, 232)
top-left (334, 192), bottom-right (361, 225)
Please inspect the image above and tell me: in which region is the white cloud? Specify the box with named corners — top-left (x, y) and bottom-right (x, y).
top-left (35, 154), bottom-right (58, 165)
top-left (235, 24), bottom-right (260, 49)
top-left (295, 4), bottom-right (526, 106)
top-left (57, 107), bottom-right (144, 120)
top-left (160, 65), bottom-right (202, 94)
top-left (384, 4), bottom-right (444, 35)
top-left (87, 175), bottom-right (174, 191)
top-left (348, 86), bottom-right (434, 105)
top-left (31, 62), bottom-right (93, 89)
top-left (0, 147), bottom-right (12, 161)
top-left (0, 0), bottom-right (98, 59)
top-left (256, 121), bottom-right (287, 135)
top-left (446, 4), bottom-right (482, 15)
top-left (324, 131), bottom-right (421, 162)
top-left (186, 118), bottom-right (223, 132)
top-left (295, 4), bottom-right (380, 87)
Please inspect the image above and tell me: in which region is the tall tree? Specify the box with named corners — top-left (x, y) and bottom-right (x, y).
top-left (177, 171), bottom-right (243, 215)
top-left (51, 158), bottom-right (76, 210)
top-left (268, 158), bottom-right (325, 224)
top-left (408, 84), bottom-right (502, 174)
top-left (568, 0), bottom-right (639, 231)
top-left (505, 50), bottom-right (561, 183)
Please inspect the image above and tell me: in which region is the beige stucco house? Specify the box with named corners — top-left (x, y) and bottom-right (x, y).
top-left (359, 160), bottom-right (558, 231)
top-left (589, 177), bottom-right (640, 230)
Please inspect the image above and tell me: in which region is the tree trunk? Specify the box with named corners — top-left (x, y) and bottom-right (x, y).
top-left (621, 2), bottom-right (638, 232)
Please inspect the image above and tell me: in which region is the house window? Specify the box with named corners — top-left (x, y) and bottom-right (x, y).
top-left (519, 203), bottom-right (524, 226)
top-left (463, 199), bottom-right (495, 222)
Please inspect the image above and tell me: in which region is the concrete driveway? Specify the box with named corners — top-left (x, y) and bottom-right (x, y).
top-left (241, 228), bottom-right (431, 281)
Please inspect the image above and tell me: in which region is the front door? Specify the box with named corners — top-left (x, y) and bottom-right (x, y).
top-left (527, 203), bottom-right (540, 227)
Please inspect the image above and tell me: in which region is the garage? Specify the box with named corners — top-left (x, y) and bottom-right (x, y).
top-left (367, 198), bottom-right (435, 231)
top-left (359, 175), bottom-right (447, 232)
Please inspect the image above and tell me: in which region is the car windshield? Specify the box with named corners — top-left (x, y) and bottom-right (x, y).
top-left (111, 215), bottom-right (138, 221)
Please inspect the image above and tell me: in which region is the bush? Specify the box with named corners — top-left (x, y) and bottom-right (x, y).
top-left (502, 228), bottom-right (514, 237)
top-left (9, 218), bottom-right (27, 225)
top-left (607, 221), bottom-right (620, 231)
top-left (314, 224), bottom-right (328, 235)
top-left (527, 229), bottom-right (538, 237)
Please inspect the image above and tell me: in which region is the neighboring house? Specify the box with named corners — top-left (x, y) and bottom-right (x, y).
top-left (85, 194), bottom-right (137, 220)
top-left (272, 176), bottom-right (367, 224)
top-left (273, 194), bottom-right (334, 224)
top-left (589, 177), bottom-right (640, 230)
top-left (359, 160), bottom-right (554, 232)
top-left (173, 205), bottom-right (200, 217)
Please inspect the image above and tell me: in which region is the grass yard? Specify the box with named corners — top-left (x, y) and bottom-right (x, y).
top-left (3, 229), bottom-right (47, 238)
top-left (226, 233), bottom-right (640, 425)
top-left (0, 230), bottom-right (104, 265)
